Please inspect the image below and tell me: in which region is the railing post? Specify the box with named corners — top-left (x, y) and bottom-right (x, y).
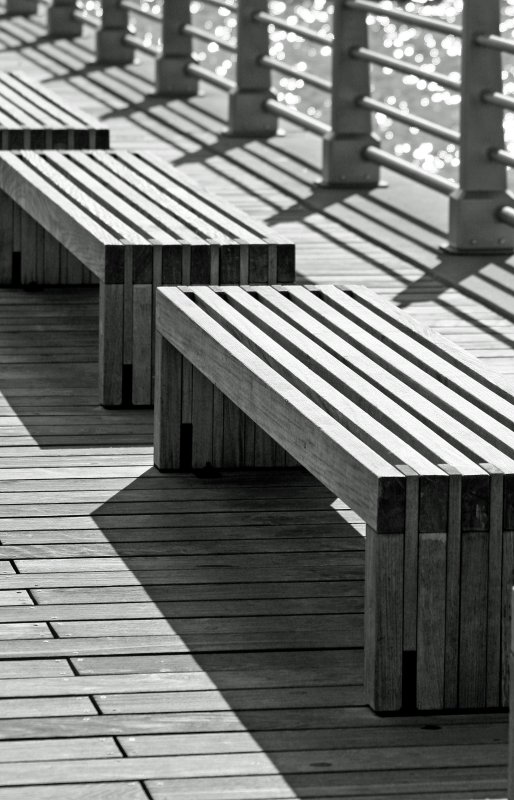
top-left (95, 0), bottom-right (133, 64)
top-left (47, 0), bottom-right (82, 37)
top-left (322, 0), bottom-right (379, 186)
top-left (156, 0), bottom-right (198, 96)
top-left (228, 0), bottom-right (277, 137)
top-left (448, 0), bottom-right (514, 252)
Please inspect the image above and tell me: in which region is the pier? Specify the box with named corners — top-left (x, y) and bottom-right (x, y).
top-left (0, 4), bottom-right (512, 797)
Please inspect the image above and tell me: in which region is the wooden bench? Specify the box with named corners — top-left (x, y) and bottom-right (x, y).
top-left (154, 283), bottom-right (514, 713)
top-left (0, 150), bottom-right (294, 407)
top-left (0, 72), bottom-right (109, 149)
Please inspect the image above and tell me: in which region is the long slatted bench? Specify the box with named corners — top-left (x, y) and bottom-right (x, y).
top-left (154, 282), bottom-right (514, 713)
top-left (0, 72), bottom-right (109, 149)
top-left (0, 150), bottom-right (294, 407)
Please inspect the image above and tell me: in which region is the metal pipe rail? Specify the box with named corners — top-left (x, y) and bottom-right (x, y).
top-left (358, 96), bottom-right (460, 144)
top-left (123, 32), bottom-right (160, 55)
top-left (352, 46), bottom-right (461, 92)
top-left (181, 22), bottom-right (237, 52)
top-left (365, 146), bottom-right (455, 195)
top-left (186, 62), bottom-right (236, 90)
top-left (264, 98), bottom-right (331, 135)
top-left (260, 55), bottom-right (332, 92)
top-left (202, 0), bottom-right (238, 9)
top-left (120, 0), bottom-right (161, 19)
top-left (483, 92), bottom-right (514, 112)
top-left (73, 9), bottom-right (101, 27)
top-left (83, 0), bottom-right (514, 254)
top-left (491, 148), bottom-right (514, 168)
top-left (253, 11), bottom-right (332, 46)
top-left (345, 0), bottom-right (462, 37)
top-left (476, 33), bottom-right (514, 56)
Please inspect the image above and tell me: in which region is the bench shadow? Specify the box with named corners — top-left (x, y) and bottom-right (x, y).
top-left (84, 465), bottom-right (370, 797)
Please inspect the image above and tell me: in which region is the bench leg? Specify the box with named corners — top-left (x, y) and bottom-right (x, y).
top-left (99, 283), bottom-right (124, 407)
top-left (0, 190), bottom-right (13, 286)
top-left (154, 332), bottom-right (183, 470)
top-left (364, 525), bottom-right (404, 712)
top-left (131, 284), bottom-right (153, 406)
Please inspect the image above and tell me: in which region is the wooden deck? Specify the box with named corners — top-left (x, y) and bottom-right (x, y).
top-left (0, 7), bottom-right (511, 799)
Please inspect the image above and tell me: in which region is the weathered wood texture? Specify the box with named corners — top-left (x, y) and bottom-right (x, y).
top-left (0, 283), bottom-right (508, 800)
top-left (0, 72), bottom-right (109, 148)
top-left (0, 17), bottom-right (511, 798)
top-left (155, 284), bottom-right (514, 713)
top-left (0, 150), bottom-right (294, 406)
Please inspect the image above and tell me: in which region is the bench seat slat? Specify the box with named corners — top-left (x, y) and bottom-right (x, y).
top-left (194, 286), bottom-right (479, 475)
top-left (123, 153), bottom-right (280, 245)
top-left (287, 286), bottom-right (514, 465)
top-left (318, 284), bottom-right (514, 432)
top-left (245, 286), bottom-right (514, 472)
top-left (91, 152), bottom-right (234, 246)
top-left (1, 74), bottom-right (90, 128)
top-left (156, 286), bottom-right (402, 531)
top-left (0, 80), bottom-right (58, 128)
top-left (0, 155), bottom-right (116, 277)
top-left (0, 73), bottom-right (108, 149)
top-left (347, 282), bottom-right (514, 409)
top-left (46, 152), bottom-right (178, 245)
top-left (20, 152), bottom-right (147, 246)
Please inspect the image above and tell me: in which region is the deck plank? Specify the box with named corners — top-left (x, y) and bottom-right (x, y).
top-left (0, 15), bottom-right (509, 799)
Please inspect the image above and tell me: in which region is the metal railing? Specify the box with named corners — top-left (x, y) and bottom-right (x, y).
top-left (55, 0), bottom-right (514, 253)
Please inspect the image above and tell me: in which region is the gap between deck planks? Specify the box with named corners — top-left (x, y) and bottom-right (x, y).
top-left (0, 16), bottom-right (510, 797)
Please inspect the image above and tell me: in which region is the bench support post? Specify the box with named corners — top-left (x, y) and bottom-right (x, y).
top-left (96, 0), bottom-right (133, 65)
top-left (47, 0), bottom-right (82, 37)
top-left (99, 283), bottom-right (124, 407)
top-left (322, 0), bottom-right (379, 187)
top-left (156, 0), bottom-right (198, 96)
top-left (154, 333), bottom-right (183, 469)
top-left (228, 0), bottom-right (277, 138)
top-left (364, 525), bottom-right (404, 712)
top-left (447, 0), bottom-right (514, 253)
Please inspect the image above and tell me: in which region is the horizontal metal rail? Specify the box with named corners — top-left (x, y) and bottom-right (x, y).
top-left (254, 11), bottom-right (332, 46)
top-left (345, 0), bottom-right (462, 37)
top-left (365, 146), bottom-right (456, 195)
top-left (181, 23), bottom-right (237, 52)
top-left (359, 95), bottom-right (460, 143)
top-left (476, 33), bottom-right (514, 56)
top-left (120, 0), bottom-right (162, 19)
top-left (201, 0), bottom-right (238, 10)
top-left (123, 32), bottom-right (161, 55)
top-left (497, 205), bottom-right (514, 227)
top-left (186, 62), bottom-right (236, 90)
top-left (483, 91), bottom-right (514, 112)
top-left (264, 98), bottom-right (331, 134)
top-left (353, 47), bottom-right (461, 91)
top-left (490, 148), bottom-right (514, 168)
top-left (260, 55), bottom-right (332, 91)
top-left (73, 9), bottom-right (101, 27)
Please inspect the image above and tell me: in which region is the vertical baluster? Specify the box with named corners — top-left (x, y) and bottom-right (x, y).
top-left (96, 0), bottom-right (133, 64)
top-left (157, 0), bottom-right (198, 95)
top-left (448, 0), bottom-right (514, 252)
top-left (323, 0), bottom-right (379, 186)
top-left (228, 0), bottom-right (277, 137)
top-left (47, 0), bottom-right (82, 37)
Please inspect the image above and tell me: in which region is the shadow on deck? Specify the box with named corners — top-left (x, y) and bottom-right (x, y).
top-left (0, 285), bottom-right (508, 798)
top-left (0, 11), bottom-right (510, 796)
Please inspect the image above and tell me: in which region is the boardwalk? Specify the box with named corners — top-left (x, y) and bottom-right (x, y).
top-left (0, 7), bottom-right (511, 799)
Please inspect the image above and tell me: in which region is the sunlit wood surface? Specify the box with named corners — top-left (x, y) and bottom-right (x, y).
top-left (0, 9), bottom-right (510, 799)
